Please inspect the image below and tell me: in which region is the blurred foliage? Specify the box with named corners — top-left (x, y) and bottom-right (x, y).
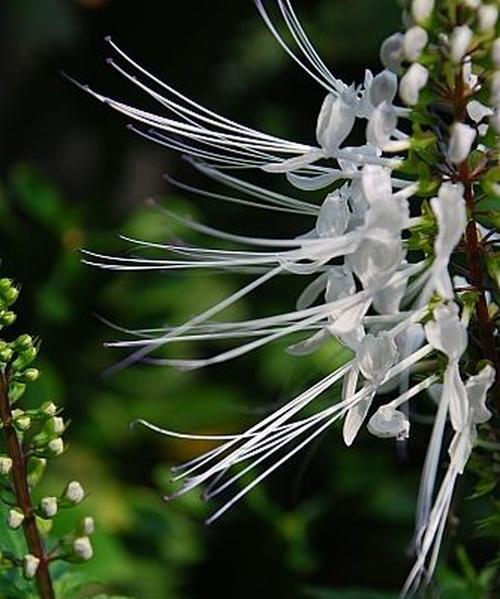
top-left (0, 0), bottom-right (499, 598)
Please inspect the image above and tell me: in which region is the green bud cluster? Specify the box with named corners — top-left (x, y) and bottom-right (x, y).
top-left (0, 277), bottom-right (94, 591)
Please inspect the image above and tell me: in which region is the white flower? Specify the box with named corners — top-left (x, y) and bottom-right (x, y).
top-left (369, 69), bottom-right (398, 107)
top-left (65, 480), bottom-right (85, 504)
top-left (399, 63), bottom-right (429, 106)
top-left (366, 101), bottom-right (410, 151)
top-left (450, 25), bottom-right (473, 64)
top-left (467, 100), bottom-right (493, 123)
top-left (404, 26), bottom-right (429, 61)
top-left (73, 536), bottom-right (93, 560)
top-left (448, 122), bottom-right (476, 164)
top-left (48, 437), bottom-right (64, 455)
top-left (316, 90), bottom-right (357, 156)
top-left (23, 555), bottom-right (40, 580)
top-left (82, 516), bottom-right (95, 535)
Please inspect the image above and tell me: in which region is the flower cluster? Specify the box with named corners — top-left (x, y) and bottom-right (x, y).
top-left (78, 0), bottom-right (499, 595)
top-left (0, 278), bottom-right (93, 597)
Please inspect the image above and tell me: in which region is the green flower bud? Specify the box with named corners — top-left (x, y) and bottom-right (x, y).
top-left (0, 347), bottom-right (13, 362)
top-left (12, 410), bottom-right (31, 431)
top-left (41, 401), bottom-right (58, 416)
top-left (14, 334), bottom-right (33, 351)
top-left (0, 279), bottom-right (14, 293)
top-left (17, 368), bottom-right (40, 383)
top-left (12, 347), bottom-right (38, 371)
top-left (0, 311), bottom-right (16, 327)
top-left (8, 382), bottom-right (26, 403)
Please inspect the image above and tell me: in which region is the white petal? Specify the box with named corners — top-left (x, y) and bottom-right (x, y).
top-left (466, 364), bottom-right (495, 424)
top-left (380, 33), bottom-right (405, 72)
top-left (450, 25), bottom-right (473, 64)
top-left (367, 405), bottom-right (410, 439)
top-left (316, 91), bottom-right (356, 155)
top-left (369, 69), bottom-right (398, 106)
top-left (404, 26), bottom-right (429, 61)
top-left (412, 0), bottom-right (435, 24)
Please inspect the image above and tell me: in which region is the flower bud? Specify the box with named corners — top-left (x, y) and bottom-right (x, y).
top-left (0, 346), bottom-right (13, 362)
top-left (23, 554), bottom-right (40, 579)
top-left (464, 0), bottom-right (480, 8)
top-left (41, 401), bottom-right (57, 416)
top-left (404, 26), bottom-right (428, 61)
top-left (478, 4), bottom-right (498, 32)
top-left (0, 456), bottom-right (12, 475)
top-left (81, 516), bottom-right (95, 535)
top-left (49, 417), bottom-right (64, 435)
top-left (73, 536), bottom-right (93, 561)
top-left (18, 368), bottom-right (40, 382)
top-left (0, 311), bottom-right (16, 327)
top-left (48, 438), bottom-right (64, 456)
top-left (448, 122), bottom-right (476, 164)
top-left (493, 39), bottom-right (500, 67)
top-left (369, 69), bottom-right (398, 107)
top-left (450, 25), bottom-right (473, 63)
top-left (399, 63), bottom-right (429, 106)
top-left (412, 0), bottom-right (434, 24)
top-left (12, 410), bottom-right (31, 432)
top-left (40, 497), bottom-right (58, 518)
top-left (7, 508), bottom-right (24, 530)
top-left (0, 285), bottom-right (19, 307)
top-left (65, 480), bottom-right (85, 504)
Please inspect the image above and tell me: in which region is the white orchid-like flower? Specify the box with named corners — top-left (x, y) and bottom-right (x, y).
top-left (75, 1), bottom-right (498, 596)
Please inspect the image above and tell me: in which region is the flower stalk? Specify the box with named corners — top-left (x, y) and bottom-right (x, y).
top-left (0, 373), bottom-right (55, 599)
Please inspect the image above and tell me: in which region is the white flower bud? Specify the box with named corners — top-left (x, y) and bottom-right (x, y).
top-left (316, 91), bottom-right (356, 155)
top-left (51, 417), bottom-right (64, 435)
top-left (491, 109), bottom-right (500, 133)
top-left (491, 71), bottom-right (500, 106)
top-left (82, 516), bottom-right (95, 535)
top-left (65, 480), bottom-right (85, 504)
top-left (399, 63), bottom-right (429, 106)
top-left (12, 409), bottom-right (31, 431)
top-left (40, 496), bottom-right (58, 518)
top-left (369, 69), bottom-right (398, 107)
top-left (48, 437), bottom-right (64, 456)
top-left (478, 4), bottom-right (498, 32)
top-left (23, 554), bottom-right (40, 579)
top-left (412, 0), bottom-right (434, 24)
top-left (380, 32), bottom-right (405, 72)
top-left (492, 39), bottom-right (500, 67)
top-left (404, 26), bottom-right (429, 61)
top-left (464, 0), bottom-right (480, 8)
top-left (450, 25), bottom-right (473, 63)
top-left (0, 456), bottom-right (12, 475)
top-left (448, 122), bottom-right (476, 164)
top-left (368, 405), bottom-right (410, 440)
top-left (73, 536), bottom-right (93, 561)
top-left (7, 508), bottom-right (24, 530)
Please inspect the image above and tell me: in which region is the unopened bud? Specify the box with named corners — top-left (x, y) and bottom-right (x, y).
top-left (19, 368), bottom-right (40, 382)
top-left (412, 0), bottom-right (434, 24)
top-left (41, 402), bottom-right (57, 416)
top-left (81, 516), bottom-right (95, 535)
top-left (48, 438), bottom-right (64, 456)
top-left (49, 417), bottom-right (64, 435)
top-left (40, 497), bottom-right (58, 518)
top-left (450, 25), bottom-right (473, 63)
top-left (12, 410), bottom-right (31, 431)
top-left (7, 508), bottom-right (24, 530)
top-left (478, 4), bottom-right (498, 32)
top-left (73, 536), bottom-right (93, 561)
top-left (65, 481), bottom-right (85, 504)
top-left (380, 32), bottom-right (405, 72)
top-left (404, 26), bottom-right (428, 61)
top-left (399, 63), bottom-right (429, 106)
top-left (0, 456), bottom-right (12, 475)
top-left (0, 311), bottom-right (16, 327)
top-left (448, 122), bottom-right (477, 163)
top-left (23, 554), bottom-right (40, 579)
top-left (0, 347), bottom-right (13, 362)
top-left (14, 335), bottom-right (33, 351)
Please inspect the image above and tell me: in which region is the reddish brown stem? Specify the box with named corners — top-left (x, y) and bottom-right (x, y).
top-left (0, 373), bottom-right (55, 599)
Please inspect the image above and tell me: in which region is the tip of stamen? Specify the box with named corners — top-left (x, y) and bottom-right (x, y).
top-left (144, 197), bottom-right (156, 208)
top-left (105, 57), bottom-right (114, 66)
top-left (104, 35), bottom-right (112, 43)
